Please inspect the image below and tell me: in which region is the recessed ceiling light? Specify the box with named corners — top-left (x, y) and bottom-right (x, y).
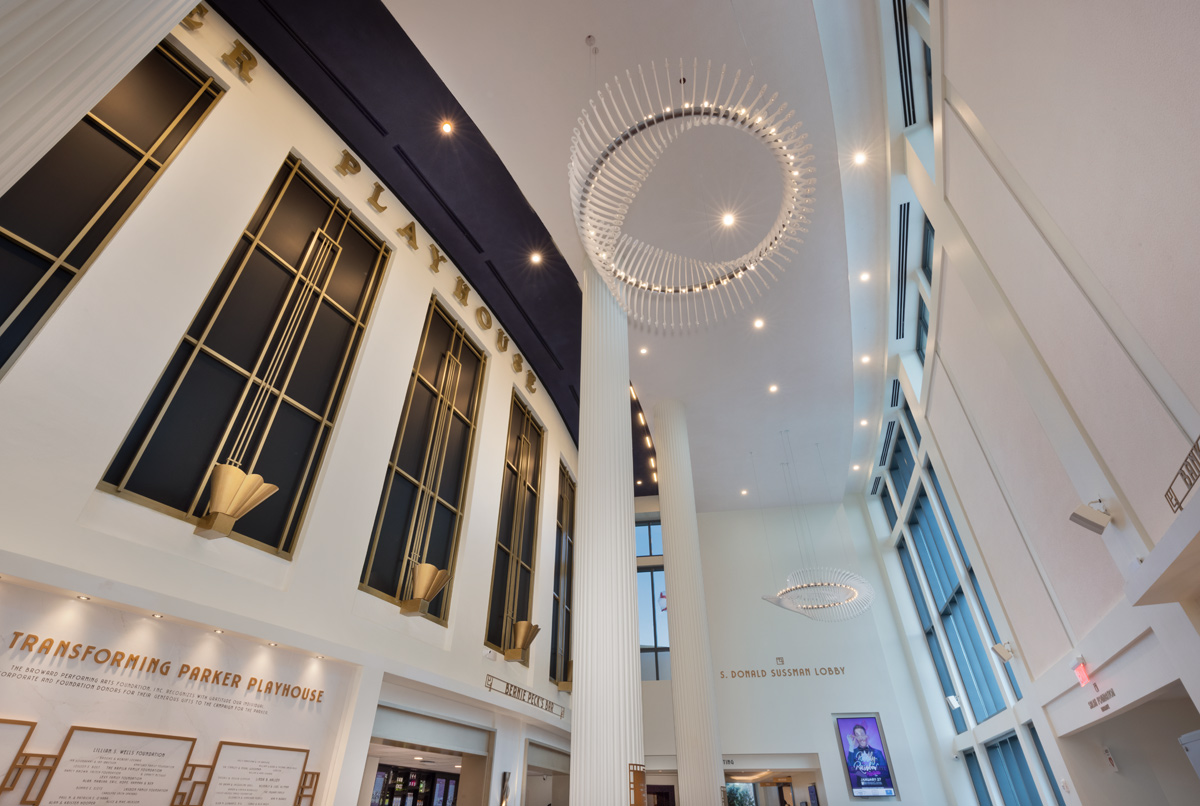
top-left (792, 170), bottom-right (799, 176)
top-left (316, 655), bottom-right (325, 659)
top-left (861, 355), bottom-right (871, 364)
top-left (859, 271), bottom-right (870, 282)
top-left (852, 465), bottom-right (861, 471)
top-left (530, 252), bottom-right (542, 264)
top-left (639, 347), bottom-right (647, 354)
top-left (652, 472), bottom-right (658, 483)
top-left (853, 151), bottom-right (867, 165)
top-left (638, 412), bottom-right (645, 425)
top-left (77, 595), bottom-right (90, 601)
top-left (269, 642), bottom-right (278, 647)
top-left (741, 490), bottom-right (748, 496)
top-left (636, 480), bottom-right (642, 485)
top-left (455, 765), bottom-right (462, 769)
top-left (152, 613), bottom-right (163, 618)
top-left (769, 384), bottom-right (778, 393)
top-left (860, 419), bottom-right (868, 426)
top-left (650, 458), bottom-right (656, 469)
top-left (630, 385), bottom-right (637, 400)
top-left (753, 318), bottom-right (764, 329)
top-left (414, 757), bottom-right (423, 761)
top-left (441, 121), bottom-right (453, 134)
top-left (214, 629), bottom-right (224, 634)
top-left (722, 213), bottom-right (735, 227)
top-left (645, 436), bottom-right (652, 448)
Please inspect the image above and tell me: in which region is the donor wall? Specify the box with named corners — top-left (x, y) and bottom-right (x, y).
top-left (0, 579), bottom-right (356, 805)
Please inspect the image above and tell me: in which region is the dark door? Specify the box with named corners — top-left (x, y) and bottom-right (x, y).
top-left (647, 784), bottom-right (676, 806)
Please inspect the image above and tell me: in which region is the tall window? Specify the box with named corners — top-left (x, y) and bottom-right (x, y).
top-left (360, 300), bottom-right (485, 619)
top-left (0, 42), bottom-right (221, 374)
top-left (916, 297), bottom-right (931, 364)
top-left (549, 464), bottom-right (576, 684)
top-left (636, 521), bottom-right (663, 557)
top-left (485, 395), bottom-right (544, 652)
top-left (921, 216), bottom-right (935, 283)
top-left (986, 734), bottom-right (1043, 806)
top-left (963, 750), bottom-right (993, 806)
top-left (1026, 725), bottom-right (1065, 806)
top-left (907, 490), bottom-right (1005, 723)
top-left (889, 430), bottom-right (916, 503)
top-left (102, 156), bottom-right (389, 554)
top-left (638, 562), bottom-right (669, 680)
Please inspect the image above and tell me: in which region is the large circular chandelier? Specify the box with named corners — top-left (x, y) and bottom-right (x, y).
top-left (762, 567), bottom-right (875, 622)
top-left (569, 60), bottom-right (816, 329)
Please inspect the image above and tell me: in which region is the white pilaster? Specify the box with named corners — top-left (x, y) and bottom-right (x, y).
top-left (570, 267), bottom-right (643, 804)
top-left (654, 399), bottom-right (725, 805)
top-left (0, 0), bottom-right (195, 196)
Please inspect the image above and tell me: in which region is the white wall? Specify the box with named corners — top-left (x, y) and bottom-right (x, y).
top-left (0, 10), bottom-right (574, 805)
top-left (644, 499), bottom-right (949, 804)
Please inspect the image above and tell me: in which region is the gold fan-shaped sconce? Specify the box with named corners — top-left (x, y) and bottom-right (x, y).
top-left (504, 620), bottom-right (540, 663)
top-left (400, 562), bottom-right (452, 617)
top-left (194, 463), bottom-right (279, 539)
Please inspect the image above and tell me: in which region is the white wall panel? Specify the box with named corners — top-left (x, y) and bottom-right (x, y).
top-left (926, 357), bottom-right (1070, 676)
top-left (937, 263), bottom-right (1124, 639)
top-left (942, 0), bottom-right (1200, 416)
top-left (942, 109), bottom-right (1186, 543)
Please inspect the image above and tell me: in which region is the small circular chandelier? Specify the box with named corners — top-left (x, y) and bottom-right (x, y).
top-left (762, 567), bottom-right (875, 622)
top-left (569, 59), bottom-right (815, 329)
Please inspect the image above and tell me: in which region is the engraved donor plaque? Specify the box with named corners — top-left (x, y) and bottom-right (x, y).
top-left (39, 727), bottom-right (194, 805)
top-left (204, 741), bottom-right (309, 805)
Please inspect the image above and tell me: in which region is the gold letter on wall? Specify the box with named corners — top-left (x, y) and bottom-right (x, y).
top-left (397, 221), bottom-right (418, 251)
top-left (453, 277), bottom-right (470, 306)
top-left (512, 354), bottom-right (524, 373)
top-left (367, 182), bottom-right (388, 213)
top-left (496, 329), bottom-right (509, 352)
top-left (221, 40), bottom-right (258, 83)
top-left (525, 371), bottom-right (538, 394)
top-left (475, 308), bottom-right (493, 330)
top-left (335, 150), bottom-right (361, 176)
top-left (181, 4), bottom-right (208, 30)
top-left (429, 245), bottom-right (447, 274)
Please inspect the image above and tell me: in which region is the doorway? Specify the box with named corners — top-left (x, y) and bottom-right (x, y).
top-left (647, 784), bottom-right (676, 806)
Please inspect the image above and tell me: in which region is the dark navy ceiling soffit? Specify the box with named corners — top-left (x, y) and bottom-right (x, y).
top-left (211, 0), bottom-right (582, 441)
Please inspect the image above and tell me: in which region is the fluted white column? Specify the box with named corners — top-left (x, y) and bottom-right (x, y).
top-left (0, 0), bottom-right (195, 196)
top-left (570, 267), bottom-right (643, 803)
top-left (654, 399), bottom-right (725, 805)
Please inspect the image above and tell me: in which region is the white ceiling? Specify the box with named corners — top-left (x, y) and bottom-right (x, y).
top-left (369, 742), bottom-right (463, 774)
top-left (386, 0), bottom-right (889, 510)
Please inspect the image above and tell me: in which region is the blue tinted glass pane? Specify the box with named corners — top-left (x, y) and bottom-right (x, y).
top-left (971, 571), bottom-right (1022, 700)
top-left (922, 216), bottom-right (935, 282)
top-left (897, 540), bottom-right (932, 631)
top-left (635, 524), bottom-right (650, 557)
top-left (640, 650), bottom-right (656, 681)
top-left (928, 466), bottom-right (968, 565)
top-left (943, 591), bottom-right (1004, 722)
top-left (637, 570), bottom-right (654, 649)
top-left (883, 493), bottom-right (898, 529)
top-left (908, 493), bottom-right (960, 609)
top-left (963, 750), bottom-right (993, 806)
top-left (649, 522), bottom-right (663, 556)
top-left (917, 299), bottom-right (929, 363)
top-left (903, 402), bottom-right (921, 445)
top-left (890, 431), bottom-right (915, 502)
top-left (1028, 725), bottom-right (1065, 806)
top-left (987, 735), bottom-right (1042, 806)
top-left (926, 631), bottom-right (968, 734)
top-left (653, 569), bottom-right (668, 647)
top-left (657, 649), bottom-right (671, 680)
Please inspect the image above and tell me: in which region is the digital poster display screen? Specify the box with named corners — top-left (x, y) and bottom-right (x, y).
top-left (835, 714), bottom-right (896, 797)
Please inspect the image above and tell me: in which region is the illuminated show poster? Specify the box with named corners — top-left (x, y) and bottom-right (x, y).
top-left (834, 714), bottom-right (896, 797)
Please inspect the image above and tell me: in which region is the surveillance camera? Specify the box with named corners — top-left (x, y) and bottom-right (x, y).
top-left (991, 642), bottom-right (1014, 662)
top-left (1069, 501), bottom-right (1111, 534)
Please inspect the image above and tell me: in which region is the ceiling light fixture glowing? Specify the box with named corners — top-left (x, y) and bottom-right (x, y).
top-left (852, 465), bottom-right (861, 471)
top-left (630, 385), bottom-right (637, 400)
top-left (769, 384), bottom-right (778, 393)
top-left (269, 642), bottom-right (278, 647)
top-left (860, 419), bottom-right (868, 426)
top-left (530, 252), bottom-right (542, 264)
top-left (722, 213), bottom-right (735, 227)
top-left (741, 489), bottom-right (748, 496)
top-left (652, 472), bottom-right (658, 483)
top-left (638, 412), bottom-right (645, 425)
top-left (754, 318), bottom-right (764, 329)
top-left (441, 121), bottom-right (453, 134)
top-left (861, 355), bottom-right (871, 364)
top-left (853, 151), bottom-right (867, 165)
top-left (859, 271), bottom-right (870, 282)
top-left (77, 595), bottom-right (90, 601)
top-left (636, 480), bottom-right (642, 485)
top-left (414, 757), bottom-right (423, 761)
top-left (214, 629), bottom-right (224, 634)
top-left (650, 458), bottom-right (656, 468)
top-left (640, 347), bottom-right (648, 354)
top-left (645, 436), bottom-right (652, 448)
